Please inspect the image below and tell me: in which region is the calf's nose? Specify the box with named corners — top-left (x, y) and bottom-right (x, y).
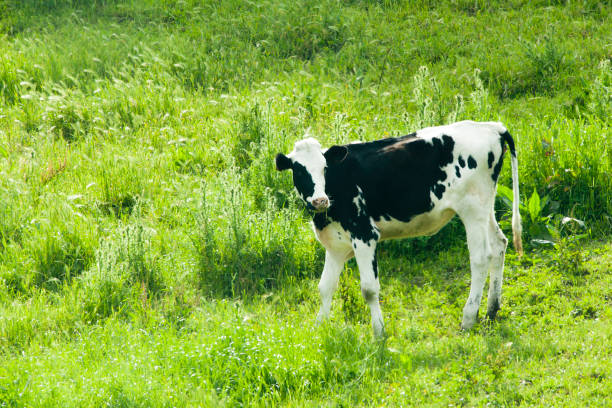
top-left (312, 197), bottom-right (329, 210)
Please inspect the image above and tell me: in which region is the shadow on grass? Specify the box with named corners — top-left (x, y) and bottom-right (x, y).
top-left (405, 320), bottom-right (530, 374)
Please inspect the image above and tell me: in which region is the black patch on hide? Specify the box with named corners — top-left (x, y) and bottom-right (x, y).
top-left (291, 162), bottom-right (315, 202)
top-left (458, 155), bottom-right (465, 168)
top-left (467, 155), bottom-right (477, 169)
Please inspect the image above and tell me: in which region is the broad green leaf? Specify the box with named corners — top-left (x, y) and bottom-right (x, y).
top-left (496, 185), bottom-right (514, 210)
top-left (496, 185), bottom-right (513, 202)
top-left (540, 195), bottom-right (550, 212)
top-left (528, 189), bottom-right (541, 222)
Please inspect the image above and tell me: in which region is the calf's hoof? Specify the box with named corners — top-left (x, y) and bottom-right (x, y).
top-left (372, 319), bottom-right (385, 338)
top-left (486, 299), bottom-right (500, 320)
top-left (461, 316), bottom-right (477, 331)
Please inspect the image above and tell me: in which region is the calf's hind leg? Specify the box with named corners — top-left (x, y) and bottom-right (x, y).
top-left (460, 215), bottom-right (493, 330)
top-left (486, 214), bottom-right (508, 320)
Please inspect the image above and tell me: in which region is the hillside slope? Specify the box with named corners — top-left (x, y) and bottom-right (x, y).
top-left (0, 1), bottom-right (610, 406)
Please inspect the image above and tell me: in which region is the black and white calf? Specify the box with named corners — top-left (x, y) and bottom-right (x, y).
top-left (276, 120), bottom-right (522, 336)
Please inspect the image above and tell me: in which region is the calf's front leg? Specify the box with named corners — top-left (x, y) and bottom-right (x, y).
top-left (316, 249), bottom-right (347, 322)
top-left (353, 239), bottom-right (384, 337)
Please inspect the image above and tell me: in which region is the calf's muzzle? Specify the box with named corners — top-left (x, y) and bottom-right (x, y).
top-left (311, 197), bottom-right (330, 211)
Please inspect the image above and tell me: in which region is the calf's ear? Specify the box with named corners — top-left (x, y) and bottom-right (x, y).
top-left (324, 145), bottom-right (348, 164)
top-left (275, 153), bottom-right (292, 171)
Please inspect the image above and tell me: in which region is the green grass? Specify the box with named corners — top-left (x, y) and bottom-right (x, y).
top-left (1, 243), bottom-right (611, 406)
top-left (0, 0), bottom-right (611, 406)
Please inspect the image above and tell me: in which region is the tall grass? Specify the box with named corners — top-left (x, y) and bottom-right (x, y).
top-left (0, 0), bottom-right (609, 295)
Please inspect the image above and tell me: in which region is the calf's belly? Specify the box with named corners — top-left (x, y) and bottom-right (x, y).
top-left (375, 208), bottom-right (456, 240)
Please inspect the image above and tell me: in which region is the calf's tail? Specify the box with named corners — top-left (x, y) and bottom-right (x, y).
top-left (501, 130), bottom-right (523, 256)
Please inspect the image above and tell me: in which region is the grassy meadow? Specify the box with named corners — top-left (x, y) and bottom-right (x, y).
top-left (0, 0), bottom-right (611, 406)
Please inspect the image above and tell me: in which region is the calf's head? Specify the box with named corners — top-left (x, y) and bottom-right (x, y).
top-left (276, 137), bottom-right (347, 212)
